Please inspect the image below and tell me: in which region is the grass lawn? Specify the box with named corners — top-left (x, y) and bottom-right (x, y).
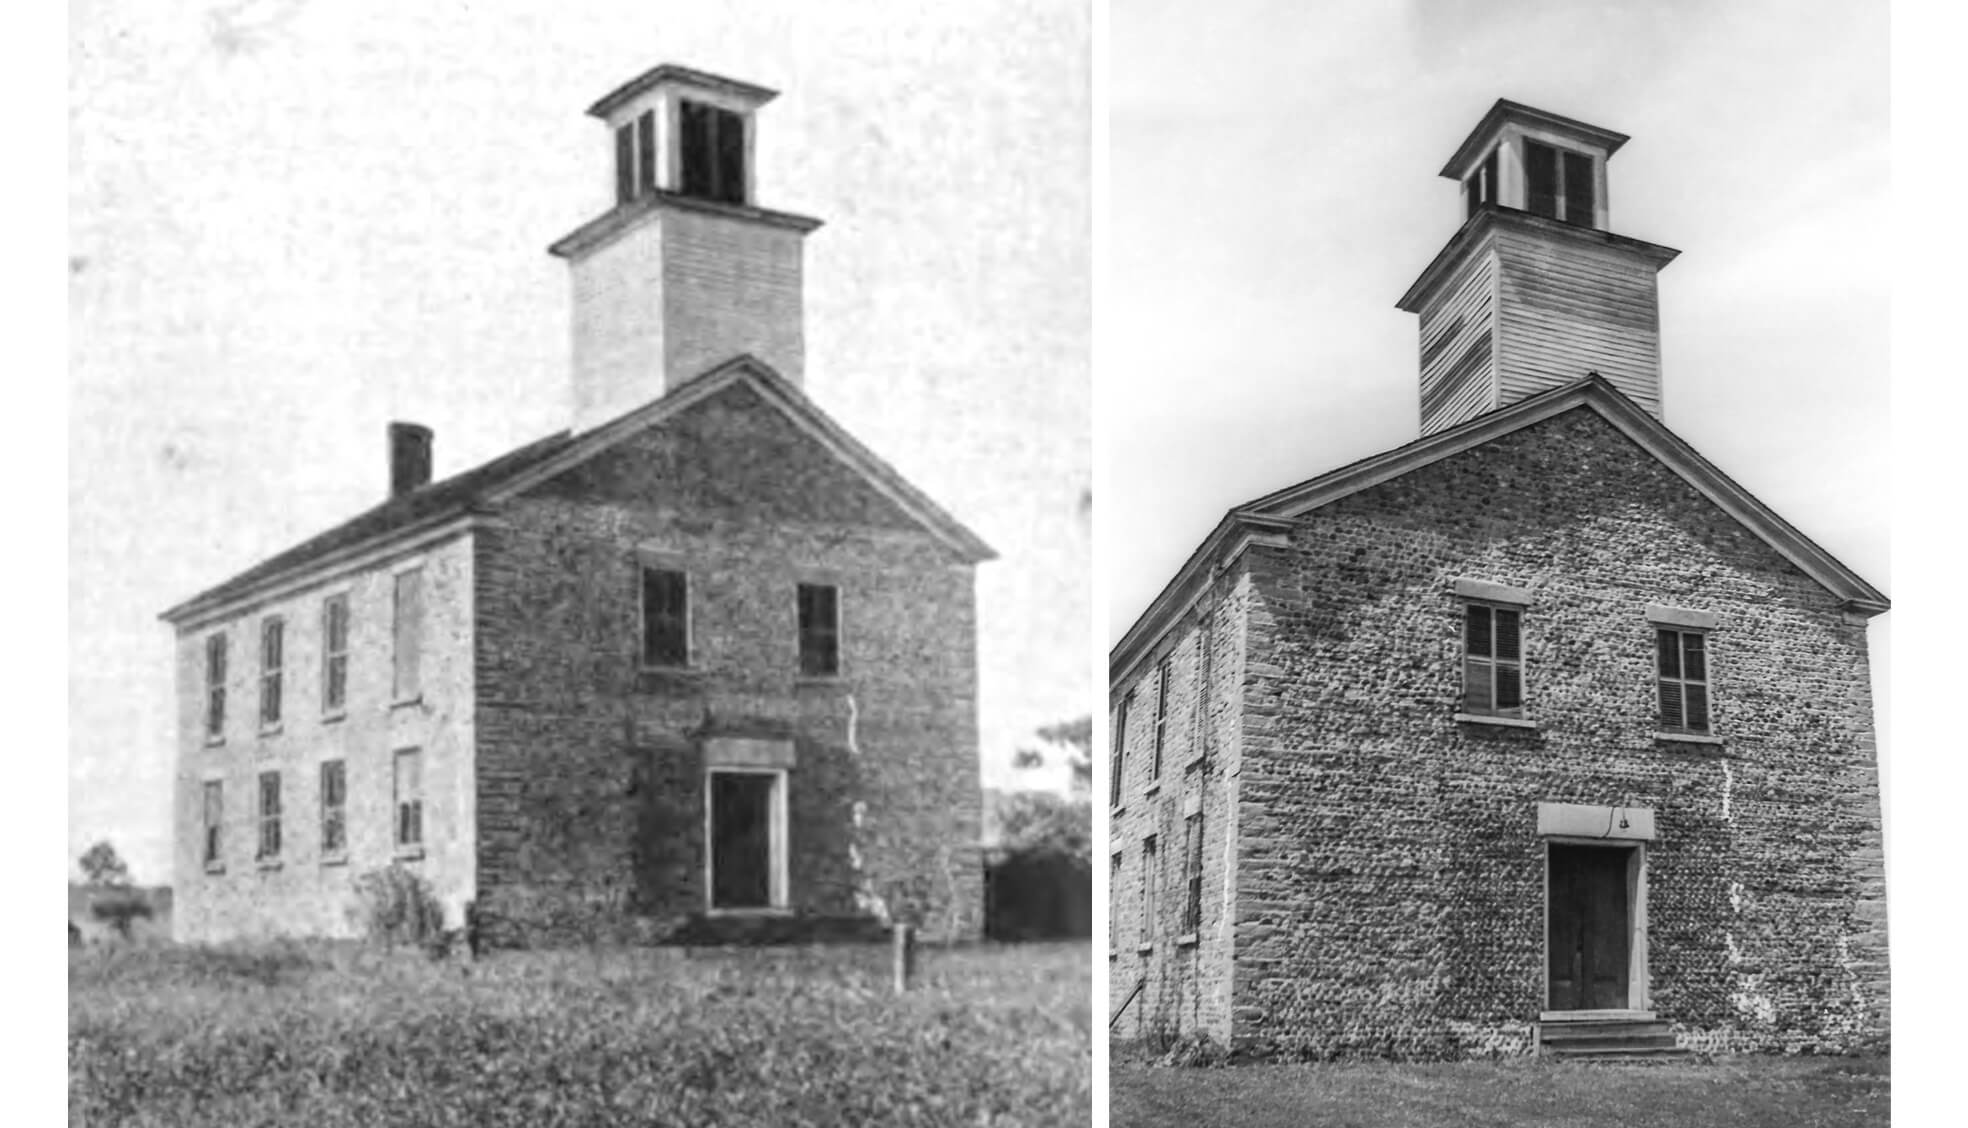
top-left (70, 939), bottom-right (1090, 1127)
top-left (1111, 1054), bottom-right (1889, 1128)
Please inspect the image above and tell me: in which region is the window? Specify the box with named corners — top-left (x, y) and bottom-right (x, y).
top-left (321, 595), bottom-right (349, 715)
top-left (1140, 836), bottom-right (1159, 947)
top-left (1462, 603), bottom-right (1525, 718)
top-left (204, 633), bottom-right (227, 740)
top-left (1108, 851), bottom-right (1122, 955)
top-left (393, 569), bottom-right (423, 701)
top-left (320, 760), bottom-right (347, 857)
top-left (1657, 629), bottom-right (1712, 734)
top-left (614, 109), bottom-right (659, 205)
top-left (679, 100), bottom-right (746, 205)
top-left (202, 780), bottom-right (224, 869)
top-left (1181, 811), bottom-right (1205, 935)
top-left (1109, 695), bottom-right (1130, 807)
top-left (641, 567), bottom-right (690, 668)
top-left (258, 617), bottom-right (284, 728)
top-left (256, 771), bottom-right (281, 861)
top-left (1523, 140), bottom-right (1595, 226)
top-left (797, 583), bottom-right (841, 677)
top-left (394, 748), bottom-right (424, 852)
top-left (1151, 658), bottom-right (1171, 782)
top-left (1464, 147), bottom-right (1500, 219)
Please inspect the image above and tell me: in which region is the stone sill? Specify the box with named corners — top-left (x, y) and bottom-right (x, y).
top-left (320, 853), bottom-right (349, 868)
top-left (257, 724), bottom-right (283, 739)
top-left (1176, 932), bottom-right (1199, 948)
top-left (321, 710), bottom-right (348, 725)
top-left (1137, 942), bottom-right (1154, 955)
top-left (390, 696), bottom-right (425, 711)
top-left (1455, 713), bottom-right (1538, 730)
top-left (1144, 783), bottom-right (1162, 798)
top-left (203, 735), bottom-right (226, 749)
top-left (255, 858), bottom-right (283, 871)
top-left (1110, 805), bottom-right (1126, 819)
top-left (1108, 949), bottom-right (1118, 960)
top-left (394, 846), bottom-right (426, 862)
top-left (1184, 754), bottom-right (1208, 770)
top-left (1540, 1009), bottom-right (1656, 1023)
top-left (204, 863), bottom-right (226, 876)
top-left (794, 675), bottom-right (848, 688)
top-left (1655, 731), bottom-right (1724, 746)
top-left (705, 907), bottom-right (794, 919)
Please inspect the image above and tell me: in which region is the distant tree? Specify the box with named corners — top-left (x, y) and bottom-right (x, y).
top-left (1037, 716), bottom-right (1092, 792)
top-left (994, 790), bottom-right (1090, 865)
top-left (78, 840), bottom-right (132, 887)
top-left (1011, 746), bottom-right (1046, 770)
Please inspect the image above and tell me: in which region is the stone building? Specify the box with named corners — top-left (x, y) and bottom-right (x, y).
top-left (1107, 101), bottom-right (1888, 1059)
top-left (163, 65), bottom-right (993, 947)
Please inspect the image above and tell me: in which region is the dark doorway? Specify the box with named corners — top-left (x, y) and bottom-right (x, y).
top-left (710, 772), bottom-right (776, 909)
top-left (1547, 843), bottom-right (1632, 1011)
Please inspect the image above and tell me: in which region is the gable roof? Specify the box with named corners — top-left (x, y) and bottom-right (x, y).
top-left (1110, 376), bottom-right (1889, 686)
top-left (162, 357), bottom-right (993, 627)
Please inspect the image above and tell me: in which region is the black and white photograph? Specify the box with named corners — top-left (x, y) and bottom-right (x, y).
top-left (67, 1), bottom-right (1090, 1124)
top-left (1105, 0), bottom-right (1898, 1124)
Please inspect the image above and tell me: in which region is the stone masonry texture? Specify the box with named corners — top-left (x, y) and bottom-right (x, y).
top-left (174, 378), bottom-right (983, 947)
top-left (1109, 405), bottom-right (1887, 1059)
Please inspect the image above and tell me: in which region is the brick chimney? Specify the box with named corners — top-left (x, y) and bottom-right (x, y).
top-left (1397, 100), bottom-right (1681, 436)
top-left (549, 64), bottom-right (824, 431)
top-left (388, 422), bottom-right (433, 498)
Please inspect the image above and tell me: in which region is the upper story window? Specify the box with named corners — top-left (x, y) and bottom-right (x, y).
top-left (1181, 809), bottom-right (1205, 936)
top-left (641, 567), bottom-right (690, 669)
top-left (1462, 602), bottom-right (1525, 719)
top-left (258, 617), bottom-right (284, 729)
top-left (1140, 835), bottom-right (1159, 948)
top-left (679, 100), bottom-right (746, 205)
top-left (1150, 657), bottom-right (1171, 781)
top-left (1464, 147), bottom-right (1500, 220)
top-left (204, 633), bottom-right (227, 741)
top-left (1109, 694), bottom-right (1130, 808)
top-left (797, 583), bottom-right (841, 677)
top-left (615, 109), bottom-right (659, 206)
top-left (1657, 628), bottom-right (1712, 734)
top-left (393, 568), bottom-right (423, 702)
top-left (1523, 139), bottom-right (1595, 227)
top-left (321, 594), bottom-right (349, 716)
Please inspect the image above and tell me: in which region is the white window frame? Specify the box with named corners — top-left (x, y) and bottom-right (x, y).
top-left (639, 565), bottom-right (693, 671)
top-left (702, 767), bottom-right (789, 915)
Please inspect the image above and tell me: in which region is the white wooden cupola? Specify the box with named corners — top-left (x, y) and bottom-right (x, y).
top-left (1398, 100), bottom-right (1680, 436)
top-left (550, 64), bottom-right (824, 430)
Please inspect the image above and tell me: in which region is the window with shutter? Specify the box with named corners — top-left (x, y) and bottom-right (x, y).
top-left (322, 595), bottom-right (349, 715)
top-left (1657, 628), bottom-right (1712, 734)
top-left (320, 760), bottom-right (347, 858)
top-left (259, 617), bottom-right (284, 728)
top-left (1109, 695), bottom-right (1130, 808)
top-left (393, 569), bottom-right (423, 701)
top-left (202, 780), bottom-right (224, 870)
top-left (1462, 602), bottom-right (1526, 718)
top-left (1151, 658), bottom-right (1170, 782)
top-left (1181, 811), bottom-right (1205, 935)
top-left (257, 770), bottom-right (282, 861)
top-left (1108, 852), bottom-right (1123, 956)
top-left (394, 748), bottom-right (424, 853)
top-left (204, 633), bottom-right (227, 740)
top-left (1140, 836), bottom-right (1159, 947)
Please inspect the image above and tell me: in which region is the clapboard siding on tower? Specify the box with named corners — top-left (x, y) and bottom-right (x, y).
top-left (1496, 228), bottom-right (1662, 416)
top-left (1418, 249), bottom-right (1498, 434)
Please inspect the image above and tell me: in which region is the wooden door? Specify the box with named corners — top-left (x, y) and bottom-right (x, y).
top-left (710, 773), bottom-right (775, 909)
top-left (1547, 844), bottom-right (1631, 1011)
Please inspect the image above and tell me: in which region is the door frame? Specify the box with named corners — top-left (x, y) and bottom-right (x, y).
top-left (703, 767), bottom-right (790, 915)
top-left (1540, 836), bottom-right (1649, 1016)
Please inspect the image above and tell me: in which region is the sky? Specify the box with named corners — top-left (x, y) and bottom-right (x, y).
top-left (1106, 0), bottom-right (1891, 781)
top-left (68, 0), bottom-right (1090, 884)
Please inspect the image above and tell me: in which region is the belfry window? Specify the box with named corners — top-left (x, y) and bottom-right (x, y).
top-left (1523, 140), bottom-right (1595, 227)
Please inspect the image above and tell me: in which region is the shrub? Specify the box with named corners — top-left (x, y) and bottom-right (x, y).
top-left (89, 890), bottom-right (156, 939)
top-left (348, 865), bottom-right (444, 950)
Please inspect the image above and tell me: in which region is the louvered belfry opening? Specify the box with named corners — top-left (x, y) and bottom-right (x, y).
top-left (1398, 100), bottom-right (1681, 437)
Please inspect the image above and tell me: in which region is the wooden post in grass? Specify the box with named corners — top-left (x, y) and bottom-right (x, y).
top-left (891, 922), bottom-right (915, 993)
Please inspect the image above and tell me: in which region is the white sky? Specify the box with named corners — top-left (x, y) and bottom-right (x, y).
top-left (1106, 0), bottom-right (1890, 772)
top-left (68, 0), bottom-right (1090, 884)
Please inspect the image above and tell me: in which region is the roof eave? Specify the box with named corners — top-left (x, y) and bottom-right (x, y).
top-left (1397, 208), bottom-right (1680, 313)
top-left (586, 65), bottom-right (779, 120)
top-left (1437, 98), bottom-right (1632, 181)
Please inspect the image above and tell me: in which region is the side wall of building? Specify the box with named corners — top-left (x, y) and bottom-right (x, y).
top-left (172, 535), bottom-right (477, 942)
top-left (1229, 407), bottom-right (1886, 1059)
top-left (1109, 567), bottom-right (1250, 1046)
top-left (472, 381), bottom-right (983, 945)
